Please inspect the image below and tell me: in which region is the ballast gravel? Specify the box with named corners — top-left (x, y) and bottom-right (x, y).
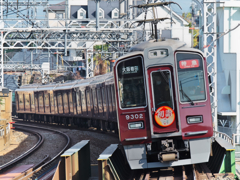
top-left (0, 125), bottom-right (119, 166)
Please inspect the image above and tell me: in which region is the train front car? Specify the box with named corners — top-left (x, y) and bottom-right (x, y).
top-left (113, 39), bottom-right (213, 169)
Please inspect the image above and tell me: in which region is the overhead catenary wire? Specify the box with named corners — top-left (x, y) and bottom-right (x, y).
top-left (202, 23), bottom-right (240, 50)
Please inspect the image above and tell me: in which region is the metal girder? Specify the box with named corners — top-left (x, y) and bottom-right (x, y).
top-left (203, 0), bottom-right (217, 130)
top-left (2, 30), bottom-right (132, 49)
top-left (3, 64), bottom-right (41, 70)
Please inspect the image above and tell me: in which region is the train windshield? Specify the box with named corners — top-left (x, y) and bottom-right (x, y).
top-left (176, 53), bottom-right (206, 103)
top-left (117, 56), bottom-right (146, 108)
top-left (151, 70), bottom-right (174, 110)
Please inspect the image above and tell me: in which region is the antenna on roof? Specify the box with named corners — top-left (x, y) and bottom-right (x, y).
top-left (130, 1), bottom-right (182, 42)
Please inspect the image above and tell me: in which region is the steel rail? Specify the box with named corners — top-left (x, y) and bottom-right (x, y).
top-left (0, 126), bottom-right (44, 172)
top-left (12, 123), bottom-right (71, 180)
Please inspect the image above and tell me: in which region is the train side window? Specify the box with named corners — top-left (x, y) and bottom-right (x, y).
top-left (54, 93), bottom-right (58, 112)
top-left (25, 93), bottom-right (29, 107)
top-left (76, 91), bottom-right (81, 112)
top-left (69, 91), bottom-right (73, 108)
top-left (39, 93), bottom-right (43, 107)
top-left (63, 92), bottom-right (68, 110)
top-left (45, 93), bottom-right (49, 106)
top-left (19, 93), bottom-right (23, 109)
top-left (117, 56), bottom-right (146, 108)
top-left (57, 92), bottom-right (62, 106)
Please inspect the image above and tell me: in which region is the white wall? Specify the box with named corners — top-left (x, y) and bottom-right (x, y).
top-left (136, 5), bottom-right (191, 46)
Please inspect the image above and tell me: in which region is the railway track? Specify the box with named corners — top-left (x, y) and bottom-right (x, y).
top-left (0, 126), bottom-right (44, 172)
top-left (13, 116), bottom-right (118, 138)
top-left (0, 123), bottom-right (71, 180)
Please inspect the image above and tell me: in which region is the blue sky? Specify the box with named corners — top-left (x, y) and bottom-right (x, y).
top-left (170, 0), bottom-right (192, 14)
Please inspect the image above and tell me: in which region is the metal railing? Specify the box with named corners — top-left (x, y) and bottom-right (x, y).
top-left (213, 131), bottom-right (233, 144)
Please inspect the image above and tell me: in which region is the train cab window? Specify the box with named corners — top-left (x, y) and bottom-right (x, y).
top-left (117, 56), bottom-right (146, 108)
top-left (151, 71), bottom-right (174, 110)
top-left (176, 53), bottom-right (206, 103)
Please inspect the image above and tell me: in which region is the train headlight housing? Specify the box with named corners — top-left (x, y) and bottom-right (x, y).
top-left (187, 116), bottom-right (203, 124)
top-left (128, 122), bottom-right (144, 129)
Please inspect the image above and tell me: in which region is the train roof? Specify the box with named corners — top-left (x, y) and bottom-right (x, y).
top-left (16, 72), bottom-right (114, 92)
top-left (129, 39), bottom-right (187, 52)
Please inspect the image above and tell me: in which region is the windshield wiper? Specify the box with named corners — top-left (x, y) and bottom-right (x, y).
top-left (180, 81), bottom-right (194, 106)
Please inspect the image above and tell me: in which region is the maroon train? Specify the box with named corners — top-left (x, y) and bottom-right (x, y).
top-left (16, 39), bottom-right (213, 169)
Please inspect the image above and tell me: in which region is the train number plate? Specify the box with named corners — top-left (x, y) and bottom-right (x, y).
top-left (125, 113), bottom-right (144, 120)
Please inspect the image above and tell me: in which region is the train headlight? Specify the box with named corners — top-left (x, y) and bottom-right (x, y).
top-left (128, 122), bottom-right (144, 129)
top-left (187, 116), bottom-right (203, 124)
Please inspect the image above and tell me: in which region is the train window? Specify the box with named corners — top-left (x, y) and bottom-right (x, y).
top-left (19, 94), bottom-right (23, 109)
top-left (63, 92), bottom-right (68, 108)
top-left (45, 93), bottom-right (49, 106)
top-left (39, 93), bottom-right (43, 107)
top-left (25, 94), bottom-right (29, 107)
top-left (176, 53), bottom-right (206, 103)
top-left (117, 56), bottom-right (146, 108)
top-left (57, 92), bottom-right (62, 106)
top-left (151, 71), bottom-right (174, 110)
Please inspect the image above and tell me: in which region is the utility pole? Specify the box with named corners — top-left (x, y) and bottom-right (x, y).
top-left (95, 0), bottom-right (100, 31)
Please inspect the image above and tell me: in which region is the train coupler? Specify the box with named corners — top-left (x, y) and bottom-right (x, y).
top-left (158, 139), bottom-right (179, 162)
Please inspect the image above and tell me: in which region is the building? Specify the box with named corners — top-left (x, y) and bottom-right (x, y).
top-left (135, 2), bottom-right (191, 46)
top-left (216, 1), bottom-right (240, 136)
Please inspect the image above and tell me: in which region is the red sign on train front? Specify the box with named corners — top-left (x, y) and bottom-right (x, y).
top-left (179, 59), bottom-right (199, 69)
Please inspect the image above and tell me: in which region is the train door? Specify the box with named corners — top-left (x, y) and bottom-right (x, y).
top-left (102, 87), bottom-right (106, 118)
top-left (57, 92), bottom-right (63, 114)
top-left (81, 89), bottom-right (87, 116)
top-left (50, 92), bottom-right (54, 114)
top-left (107, 85), bottom-right (113, 119)
top-left (69, 91), bottom-right (74, 114)
top-left (86, 89), bottom-right (91, 116)
top-left (63, 92), bottom-right (69, 114)
top-left (54, 92), bottom-right (58, 114)
top-left (34, 93), bottom-right (39, 113)
top-left (31, 93), bottom-right (35, 113)
top-left (97, 88), bottom-right (103, 118)
top-left (92, 88), bottom-right (98, 118)
top-left (72, 91), bottom-right (77, 115)
top-left (147, 66), bottom-right (178, 134)
top-left (39, 92), bottom-right (44, 113)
